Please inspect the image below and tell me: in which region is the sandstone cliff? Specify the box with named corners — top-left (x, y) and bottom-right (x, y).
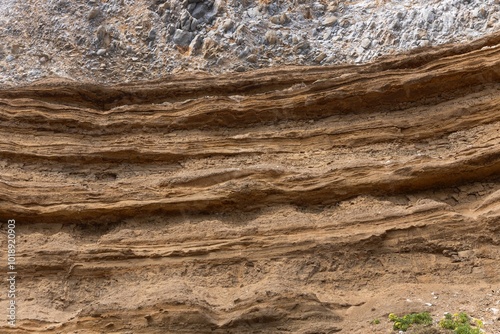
top-left (0, 32), bottom-right (499, 333)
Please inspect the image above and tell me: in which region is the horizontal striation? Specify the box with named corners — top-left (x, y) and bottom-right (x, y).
top-left (0, 33), bottom-right (499, 333)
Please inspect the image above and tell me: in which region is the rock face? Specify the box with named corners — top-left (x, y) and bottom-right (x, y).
top-left (0, 34), bottom-right (499, 333)
top-left (0, 0), bottom-right (499, 86)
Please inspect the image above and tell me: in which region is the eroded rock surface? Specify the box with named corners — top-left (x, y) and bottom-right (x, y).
top-left (0, 33), bottom-right (499, 333)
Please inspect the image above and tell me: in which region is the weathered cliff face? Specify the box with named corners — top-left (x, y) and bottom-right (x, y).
top-left (0, 32), bottom-right (499, 333)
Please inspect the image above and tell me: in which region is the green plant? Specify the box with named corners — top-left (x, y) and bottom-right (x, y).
top-left (440, 313), bottom-right (456, 330)
top-left (438, 312), bottom-right (483, 334)
top-left (406, 325), bottom-right (442, 334)
top-left (389, 312), bottom-right (433, 331)
top-left (371, 318), bottom-right (380, 325)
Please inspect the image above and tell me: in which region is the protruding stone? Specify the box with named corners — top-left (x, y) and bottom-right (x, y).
top-left (419, 39), bottom-right (430, 47)
top-left (458, 250), bottom-right (474, 259)
top-left (473, 7), bottom-right (488, 19)
top-left (327, 4), bottom-right (338, 12)
top-left (270, 13), bottom-right (288, 25)
top-left (173, 29), bottom-right (194, 46)
top-left (96, 25), bottom-right (111, 48)
top-left (293, 40), bottom-right (310, 54)
top-left (222, 19), bottom-right (234, 32)
top-left (190, 0), bottom-right (219, 22)
top-left (88, 7), bottom-right (100, 20)
top-left (147, 29), bottom-right (157, 41)
top-left (265, 31), bottom-right (278, 45)
top-left (39, 55), bottom-right (49, 64)
top-left (158, 2), bottom-right (170, 16)
top-left (323, 16), bottom-right (338, 26)
top-left (96, 25), bottom-right (107, 40)
top-left (180, 11), bottom-right (193, 31)
top-left (246, 54), bottom-right (257, 63)
top-left (189, 34), bottom-right (204, 55)
top-left (190, 17), bottom-right (199, 31)
top-left (96, 48), bottom-right (107, 56)
top-left (361, 38), bottom-right (372, 49)
top-left (202, 37), bottom-right (218, 59)
top-left (314, 52), bottom-right (327, 63)
top-left (415, 28), bottom-right (427, 39)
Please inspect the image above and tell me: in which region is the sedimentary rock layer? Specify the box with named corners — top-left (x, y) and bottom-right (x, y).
top-left (0, 33), bottom-right (499, 333)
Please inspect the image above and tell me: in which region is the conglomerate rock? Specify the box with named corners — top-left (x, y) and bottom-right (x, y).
top-left (0, 0), bottom-right (499, 86)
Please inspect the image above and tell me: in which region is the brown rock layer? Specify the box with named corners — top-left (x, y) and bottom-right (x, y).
top-left (0, 33), bottom-right (499, 333)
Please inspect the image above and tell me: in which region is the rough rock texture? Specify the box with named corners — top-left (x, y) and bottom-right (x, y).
top-left (0, 0), bottom-right (500, 86)
top-left (0, 32), bottom-right (499, 333)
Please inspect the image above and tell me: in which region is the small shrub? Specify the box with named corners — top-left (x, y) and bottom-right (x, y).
top-left (438, 312), bottom-right (482, 334)
top-left (407, 325), bottom-right (443, 334)
top-left (439, 313), bottom-right (456, 330)
top-left (389, 312), bottom-right (433, 331)
top-left (371, 318), bottom-right (380, 325)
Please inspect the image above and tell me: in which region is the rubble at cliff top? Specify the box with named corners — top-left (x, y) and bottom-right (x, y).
top-left (0, 0), bottom-right (499, 86)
